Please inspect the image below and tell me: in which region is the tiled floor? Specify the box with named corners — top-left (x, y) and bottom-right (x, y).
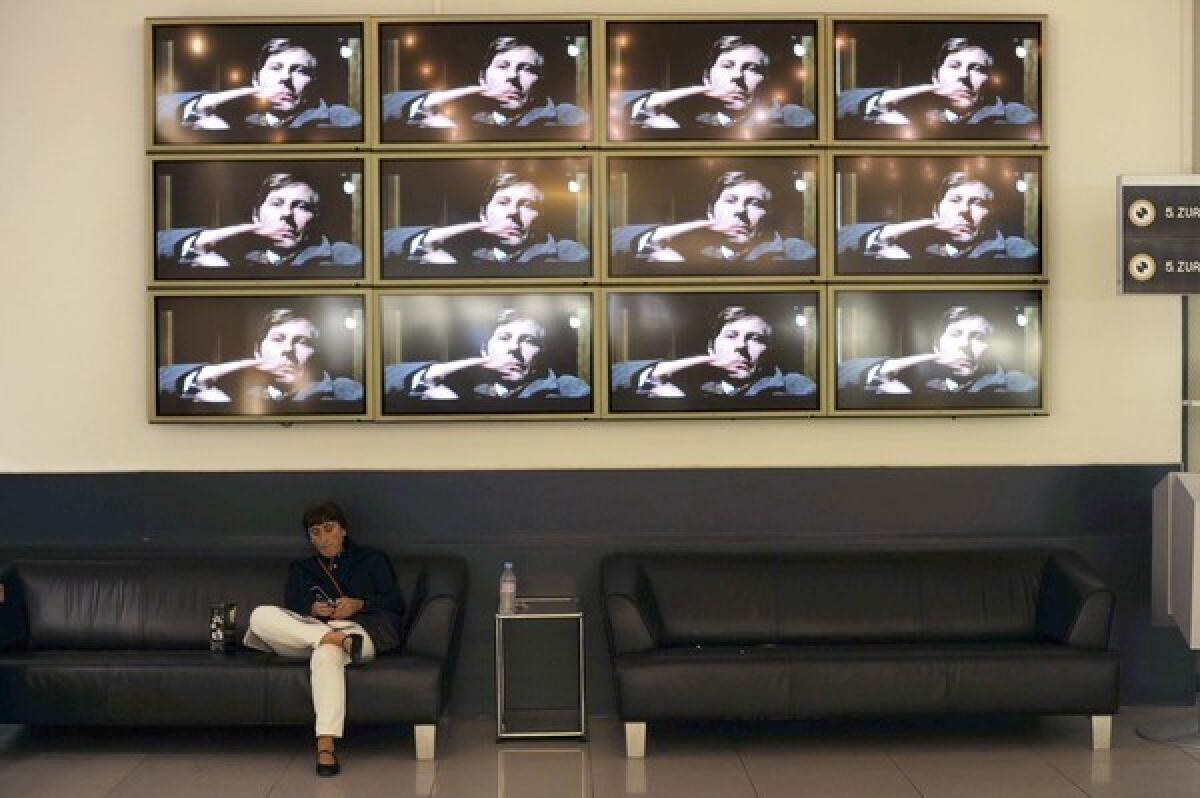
top-left (2, 708), bottom-right (1200, 797)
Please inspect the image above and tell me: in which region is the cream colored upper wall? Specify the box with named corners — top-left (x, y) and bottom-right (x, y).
top-left (0, 0), bottom-right (1188, 471)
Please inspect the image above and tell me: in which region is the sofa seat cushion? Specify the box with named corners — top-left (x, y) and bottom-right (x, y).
top-left (0, 650), bottom-right (444, 725)
top-left (613, 643), bottom-right (1119, 721)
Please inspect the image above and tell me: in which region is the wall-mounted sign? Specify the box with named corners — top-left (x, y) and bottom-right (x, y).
top-left (1119, 175), bottom-right (1200, 293)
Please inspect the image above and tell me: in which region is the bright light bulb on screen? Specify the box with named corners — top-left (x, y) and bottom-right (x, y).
top-left (1016, 314), bottom-right (1028, 327)
top-left (340, 45), bottom-right (353, 59)
top-left (1015, 45), bottom-right (1027, 59)
top-left (343, 180), bottom-right (356, 195)
top-left (344, 317), bottom-right (359, 331)
top-left (567, 42), bottom-right (581, 58)
top-left (1015, 179), bottom-right (1028, 193)
top-left (567, 179), bottom-right (580, 193)
top-left (568, 315), bottom-right (582, 329)
top-left (795, 314), bottom-right (807, 328)
top-left (794, 178), bottom-right (807, 193)
top-left (793, 43), bottom-right (807, 58)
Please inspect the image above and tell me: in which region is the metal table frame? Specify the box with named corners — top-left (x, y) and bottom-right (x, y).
top-left (495, 596), bottom-right (586, 740)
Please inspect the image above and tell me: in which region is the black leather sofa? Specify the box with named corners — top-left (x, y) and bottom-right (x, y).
top-left (0, 554), bottom-right (465, 760)
top-left (602, 551), bottom-right (1118, 757)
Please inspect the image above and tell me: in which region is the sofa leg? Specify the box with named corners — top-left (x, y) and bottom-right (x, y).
top-left (1092, 715), bottom-right (1112, 751)
top-left (625, 721), bottom-right (646, 759)
top-left (415, 723), bottom-right (436, 761)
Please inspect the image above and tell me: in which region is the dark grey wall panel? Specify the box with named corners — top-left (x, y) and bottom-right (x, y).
top-left (0, 466), bottom-right (1189, 715)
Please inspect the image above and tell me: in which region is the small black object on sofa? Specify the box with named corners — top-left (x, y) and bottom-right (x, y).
top-left (0, 554), bottom-right (465, 760)
top-left (601, 550), bottom-right (1117, 757)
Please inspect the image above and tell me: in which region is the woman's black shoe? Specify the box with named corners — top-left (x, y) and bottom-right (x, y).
top-left (344, 633), bottom-right (365, 666)
top-left (316, 750), bottom-right (340, 777)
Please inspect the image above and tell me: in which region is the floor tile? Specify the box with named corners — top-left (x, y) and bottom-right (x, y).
top-left (103, 751), bottom-right (291, 798)
top-left (0, 751), bottom-right (145, 798)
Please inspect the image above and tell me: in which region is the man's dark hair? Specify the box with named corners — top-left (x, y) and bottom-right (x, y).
top-left (302, 501), bottom-right (347, 536)
top-left (253, 308), bottom-right (319, 352)
top-left (478, 172), bottom-right (543, 219)
top-left (706, 171), bottom-right (773, 224)
top-left (932, 305), bottom-right (993, 349)
top-left (707, 305), bottom-right (773, 348)
top-left (251, 173), bottom-right (320, 236)
top-left (930, 171), bottom-right (994, 219)
top-left (254, 38), bottom-right (319, 78)
top-left (479, 36), bottom-right (544, 83)
top-left (704, 35), bottom-right (770, 77)
top-left (932, 37), bottom-right (994, 76)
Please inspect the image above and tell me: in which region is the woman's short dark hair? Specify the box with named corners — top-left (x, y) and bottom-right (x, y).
top-left (302, 501), bottom-right (347, 535)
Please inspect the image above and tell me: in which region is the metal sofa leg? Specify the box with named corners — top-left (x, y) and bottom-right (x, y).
top-left (1092, 715), bottom-right (1113, 751)
top-left (415, 723), bottom-right (437, 760)
top-left (625, 721), bottom-right (646, 759)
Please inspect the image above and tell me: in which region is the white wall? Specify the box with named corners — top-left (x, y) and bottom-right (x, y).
top-left (0, 0), bottom-right (1189, 472)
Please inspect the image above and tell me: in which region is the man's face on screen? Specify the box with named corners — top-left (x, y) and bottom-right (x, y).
top-left (254, 47), bottom-right (317, 113)
top-left (482, 318), bottom-right (545, 384)
top-left (480, 182), bottom-right (543, 246)
top-left (709, 315), bottom-right (770, 382)
top-left (704, 45), bottom-right (768, 112)
top-left (480, 46), bottom-right (542, 110)
top-left (254, 183), bottom-right (317, 251)
top-left (708, 180), bottom-right (770, 245)
top-left (935, 181), bottom-right (992, 244)
top-left (934, 315), bottom-right (992, 378)
top-left (934, 46), bottom-right (992, 110)
top-left (256, 318), bottom-right (318, 388)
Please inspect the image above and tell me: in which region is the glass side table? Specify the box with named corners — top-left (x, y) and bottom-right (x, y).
top-left (495, 596), bottom-right (586, 739)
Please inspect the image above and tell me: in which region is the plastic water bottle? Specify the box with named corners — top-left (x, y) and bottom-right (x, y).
top-left (499, 562), bottom-right (517, 614)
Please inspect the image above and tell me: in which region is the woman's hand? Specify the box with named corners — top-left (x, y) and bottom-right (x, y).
top-left (331, 597), bottom-right (365, 619)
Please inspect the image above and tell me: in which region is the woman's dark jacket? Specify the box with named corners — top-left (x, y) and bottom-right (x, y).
top-left (284, 539), bottom-right (406, 653)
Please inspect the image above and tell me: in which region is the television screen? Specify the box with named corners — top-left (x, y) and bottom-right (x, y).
top-left (380, 157), bottom-right (592, 280)
top-left (608, 156), bottom-right (819, 278)
top-left (151, 21), bottom-right (365, 146)
top-left (607, 20), bottom-right (818, 142)
top-left (380, 293), bottom-right (594, 416)
top-left (607, 290), bottom-right (820, 413)
top-left (834, 154), bottom-right (1042, 275)
top-left (379, 21), bottom-right (592, 143)
top-left (833, 19), bottom-right (1042, 142)
top-left (834, 288), bottom-right (1043, 411)
top-left (154, 294), bottom-right (367, 418)
top-left (153, 159), bottom-right (365, 281)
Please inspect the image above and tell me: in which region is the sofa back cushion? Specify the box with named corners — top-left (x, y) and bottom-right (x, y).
top-left (16, 555), bottom-right (432, 651)
top-left (640, 552), bottom-right (1046, 645)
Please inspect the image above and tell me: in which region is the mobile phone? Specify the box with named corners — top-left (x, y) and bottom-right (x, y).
top-left (310, 585), bottom-right (334, 604)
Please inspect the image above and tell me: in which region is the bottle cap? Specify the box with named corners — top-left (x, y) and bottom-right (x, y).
top-left (503, 561), bottom-right (513, 568)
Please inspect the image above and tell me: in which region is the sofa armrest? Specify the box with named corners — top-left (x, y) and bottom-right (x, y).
top-left (404, 558), bottom-right (466, 660)
top-left (1036, 552), bottom-right (1115, 650)
top-left (602, 556), bottom-right (661, 655)
top-left (0, 565), bottom-right (28, 650)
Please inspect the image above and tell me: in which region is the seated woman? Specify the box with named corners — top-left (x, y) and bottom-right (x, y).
top-left (243, 502), bottom-right (405, 777)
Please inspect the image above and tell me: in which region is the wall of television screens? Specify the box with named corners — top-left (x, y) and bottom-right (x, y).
top-left (146, 15), bottom-right (1047, 421)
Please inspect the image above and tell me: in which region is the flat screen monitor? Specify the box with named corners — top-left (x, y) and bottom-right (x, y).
top-left (607, 290), bottom-right (821, 414)
top-left (153, 159), bottom-right (365, 281)
top-left (833, 19), bottom-right (1043, 142)
top-left (154, 294), bottom-right (367, 418)
top-left (151, 21), bottom-right (365, 146)
top-left (608, 156), bottom-right (819, 278)
top-left (378, 21), bottom-right (593, 143)
top-left (380, 157), bottom-right (592, 280)
top-left (834, 288), bottom-right (1043, 412)
top-left (380, 293), bottom-right (594, 416)
top-left (606, 20), bottom-right (818, 142)
top-left (834, 154), bottom-right (1042, 276)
